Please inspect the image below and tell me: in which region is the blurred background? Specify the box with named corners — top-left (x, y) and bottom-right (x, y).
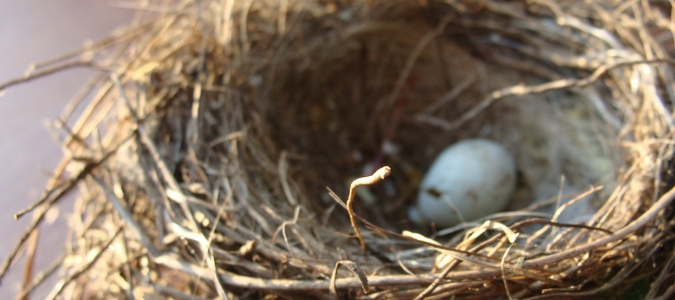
top-left (0, 1), bottom-right (133, 297)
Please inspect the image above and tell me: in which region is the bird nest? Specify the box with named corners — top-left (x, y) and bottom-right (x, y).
top-left (3, 0), bottom-right (675, 299)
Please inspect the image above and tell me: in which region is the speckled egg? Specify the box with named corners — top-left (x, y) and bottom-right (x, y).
top-left (411, 139), bottom-right (517, 228)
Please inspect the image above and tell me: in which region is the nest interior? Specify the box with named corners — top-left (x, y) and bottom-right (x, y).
top-left (4, 0), bottom-right (675, 299)
top-left (259, 8), bottom-right (622, 225)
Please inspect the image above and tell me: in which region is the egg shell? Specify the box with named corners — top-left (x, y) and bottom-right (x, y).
top-left (415, 139), bottom-right (516, 228)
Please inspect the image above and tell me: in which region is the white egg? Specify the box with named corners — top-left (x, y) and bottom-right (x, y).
top-left (413, 139), bottom-right (516, 228)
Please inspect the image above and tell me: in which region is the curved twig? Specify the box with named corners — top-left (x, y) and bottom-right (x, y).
top-left (347, 166), bottom-right (391, 254)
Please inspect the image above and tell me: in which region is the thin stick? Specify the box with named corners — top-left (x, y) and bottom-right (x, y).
top-left (524, 185), bottom-right (675, 267)
top-left (19, 230), bottom-right (38, 300)
top-left (444, 58), bottom-right (675, 131)
top-left (347, 166), bottom-right (391, 254)
top-left (16, 253), bottom-right (66, 300)
top-left (45, 227), bottom-right (123, 300)
top-left (0, 60), bottom-right (100, 92)
top-left (14, 133), bottom-right (132, 220)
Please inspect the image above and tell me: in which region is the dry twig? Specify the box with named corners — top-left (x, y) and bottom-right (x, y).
top-left (346, 166), bottom-right (391, 254)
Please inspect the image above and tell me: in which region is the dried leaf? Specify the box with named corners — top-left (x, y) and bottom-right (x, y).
top-left (330, 260), bottom-right (368, 298)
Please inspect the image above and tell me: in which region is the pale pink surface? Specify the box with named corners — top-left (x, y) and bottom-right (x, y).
top-left (0, 1), bottom-right (132, 297)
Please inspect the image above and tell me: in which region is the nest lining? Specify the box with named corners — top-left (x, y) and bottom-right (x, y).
top-left (3, 0), bottom-right (675, 299)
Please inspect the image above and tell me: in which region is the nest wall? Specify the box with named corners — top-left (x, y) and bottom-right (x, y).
top-left (3, 0), bottom-right (675, 299)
